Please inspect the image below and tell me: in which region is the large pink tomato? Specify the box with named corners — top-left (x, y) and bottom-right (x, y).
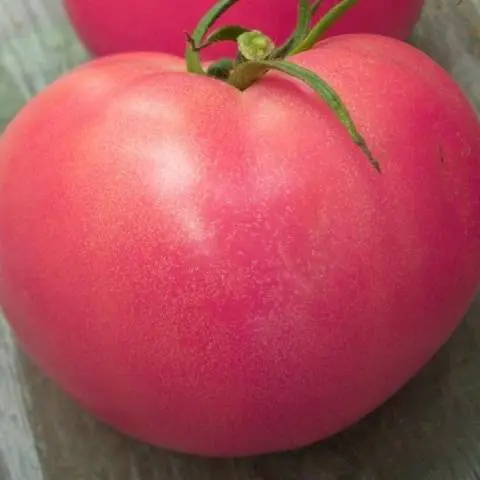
top-left (0, 34), bottom-right (479, 457)
top-left (63, 0), bottom-right (424, 58)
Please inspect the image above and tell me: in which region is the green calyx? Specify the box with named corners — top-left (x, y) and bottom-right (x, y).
top-left (185, 0), bottom-right (380, 172)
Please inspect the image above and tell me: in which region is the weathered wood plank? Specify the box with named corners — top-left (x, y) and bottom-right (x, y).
top-left (0, 0), bottom-right (479, 479)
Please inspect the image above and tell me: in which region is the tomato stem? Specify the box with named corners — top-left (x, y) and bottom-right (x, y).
top-left (310, 0), bottom-right (324, 17)
top-left (193, 25), bottom-right (250, 52)
top-left (207, 58), bottom-right (235, 80)
top-left (229, 59), bottom-right (379, 171)
top-left (185, 0), bottom-right (241, 74)
top-left (290, 0), bottom-right (358, 55)
top-left (185, 0), bottom-right (379, 172)
top-left (272, 0), bottom-right (311, 58)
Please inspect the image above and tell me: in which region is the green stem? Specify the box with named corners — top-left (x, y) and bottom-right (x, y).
top-left (184, 0), bottom-right (379, 172)
top-left (228, 62), bottom-right (269, 89)
top-left (207, 58), bottom-right (235, 80)
top-left (194, 25), bottom-right (250, 51)
top-left (290, 0), bottom-right (358, 55)
top-left (310, 0), bottom-right (324, 16)
top-left (272, 0), bottom-right (311, 58)
top-left (229, 59), bottom-right (379, 171)
top-left (185, 0), bottom-right (241, 74)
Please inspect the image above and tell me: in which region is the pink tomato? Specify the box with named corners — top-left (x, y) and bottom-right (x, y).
top-left (63, 0), bottom-right (424, 58)
top-left (0, 33), bottom-right (479, 457)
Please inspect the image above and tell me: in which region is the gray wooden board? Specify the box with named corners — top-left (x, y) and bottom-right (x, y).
top-left (0, 0), bottom-right (479, 478)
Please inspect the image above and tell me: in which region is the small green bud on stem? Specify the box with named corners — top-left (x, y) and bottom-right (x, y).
top-left (237, 31), bottom-right (275, 61)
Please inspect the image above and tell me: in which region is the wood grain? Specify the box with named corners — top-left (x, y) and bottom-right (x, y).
top-left (1, 0), bottom-right (479, 478)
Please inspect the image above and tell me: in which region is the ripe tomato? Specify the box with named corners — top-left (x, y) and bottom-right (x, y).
top-left (0, 33), bottom-right (479, 456)
top-left (63, 0), bottom-right (424, 58)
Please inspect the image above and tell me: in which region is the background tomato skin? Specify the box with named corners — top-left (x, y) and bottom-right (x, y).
top-left (0, 34), bottom-right (479, 457)
top-left (63, 0), bottom-right (425, 58)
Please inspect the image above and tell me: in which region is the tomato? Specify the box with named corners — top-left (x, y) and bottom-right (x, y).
top-left (63, 0), bottom-right (424, 58)
top-left (0, 32), bottom-right (479, 457)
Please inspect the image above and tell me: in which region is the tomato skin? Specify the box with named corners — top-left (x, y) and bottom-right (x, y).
top-left (0, 34), bottom-right (479, 456)
top-left (63, 0), bottom-right (424, 58)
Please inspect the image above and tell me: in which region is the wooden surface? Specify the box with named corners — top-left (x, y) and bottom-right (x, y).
top-left (1, 0), bottom-right (480, 478)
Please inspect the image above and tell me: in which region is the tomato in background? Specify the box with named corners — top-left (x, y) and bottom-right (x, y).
top-left (63, 0), bottom-right (425, 58)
